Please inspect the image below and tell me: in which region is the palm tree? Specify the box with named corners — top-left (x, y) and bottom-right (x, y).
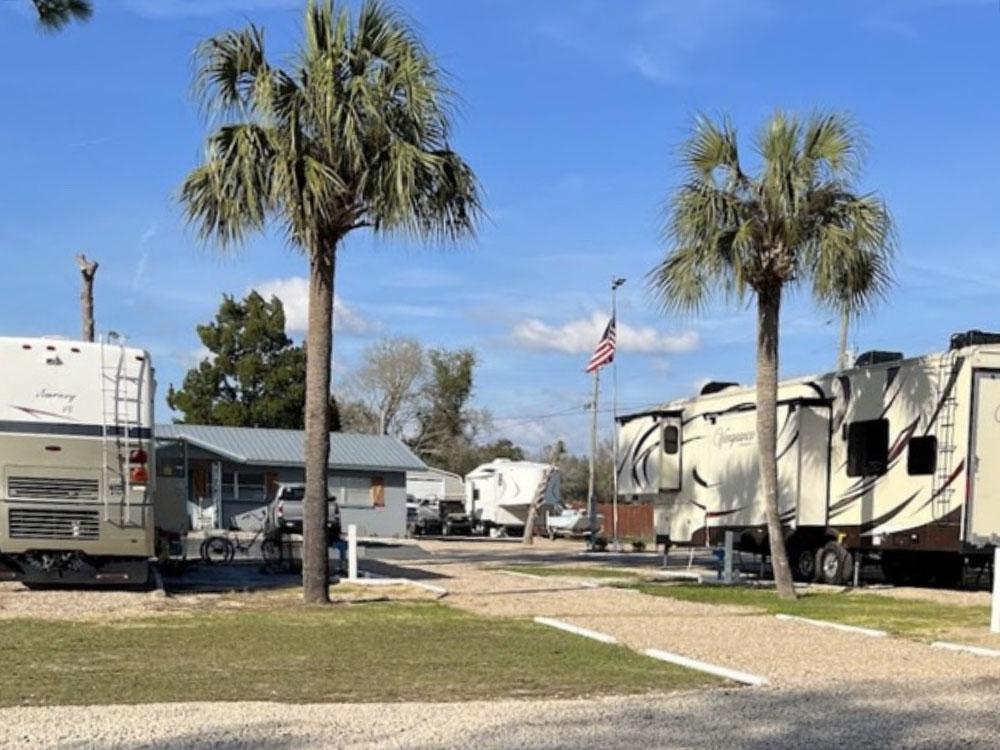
top-left (649, 111), bottom-right (893, 599)
top-left (181, 0), bottom-right (481, 603)
top-left (32, 0), bottom-right (91, 30)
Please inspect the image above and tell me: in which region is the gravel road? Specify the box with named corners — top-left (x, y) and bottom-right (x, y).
top-left (4, 682), bottom-right (999, 750)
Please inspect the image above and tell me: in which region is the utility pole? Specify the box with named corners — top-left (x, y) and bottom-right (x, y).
top-left (586, 369), bottom-right (600, 549)
top-left (75, 254), bottom-right (98, 342)
top-left (610, 276), bottom-right (626, 550)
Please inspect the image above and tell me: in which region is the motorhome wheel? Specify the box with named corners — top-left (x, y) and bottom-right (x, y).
top-left (817, 541), bottom-right (852, 585)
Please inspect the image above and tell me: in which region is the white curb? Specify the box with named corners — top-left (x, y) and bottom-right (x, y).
top-left (533, 617), bottom-right (769, 686)
top-left (643, 648), bottom-right (769, 686)
top-left (533, 617), bottom-right (619, 644)
top-left (650, 571), bottom-right (707, 582)
top-left (931, 641), bottom-right (1000, 658)
top-left (349, 575), bottom-right (448, 598)
top-left (774, 613), bottom-right (887, 638)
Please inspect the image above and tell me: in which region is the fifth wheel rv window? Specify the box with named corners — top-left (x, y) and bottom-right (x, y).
top-left (847, 419), bottom-right (889, 477)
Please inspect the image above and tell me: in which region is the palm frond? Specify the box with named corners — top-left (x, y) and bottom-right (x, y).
top-left (180, 124), bottom-right (277, 248)
top-left (181, 0), bottom-right (480, 256)
top-left (685, 114), bottom-right (743, 187)
top-left (33, 0), bottom-right (91, 31)
top-left (651, 110), bottom-right (894, 316)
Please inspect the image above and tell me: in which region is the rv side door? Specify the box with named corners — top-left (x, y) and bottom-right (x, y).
top-left (968, 370), bottom-right (1000, 545)
top-left (660, 417), bottom-right (682, 492)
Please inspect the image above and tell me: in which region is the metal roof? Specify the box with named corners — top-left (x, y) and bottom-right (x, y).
top-left (155, 424), bottom-right (426, 473)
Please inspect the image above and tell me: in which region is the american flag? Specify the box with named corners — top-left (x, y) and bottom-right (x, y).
top-left (585, 317), bottom-right (616, 373)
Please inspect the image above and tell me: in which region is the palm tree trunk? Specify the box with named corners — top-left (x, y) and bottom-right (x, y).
top-left (75, 254), bottom-right (98, 342)
top-left (837, 309), bottom-right (849, 370)
top-left (756, 284), bottom-right (796, 600)
top-left (302, 243), bottom-right (336, 604)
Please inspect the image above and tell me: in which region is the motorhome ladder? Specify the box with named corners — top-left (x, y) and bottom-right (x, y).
top-left (99, 336), bottom-right (145, 527)
top-left (931, 351), bottom-right (960, 523)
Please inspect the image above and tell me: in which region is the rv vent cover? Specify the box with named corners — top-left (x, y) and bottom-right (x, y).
top-left (700, 381), bottom-right (739, 395)
top-left (949, 330), bottom-right (1000, 350)
top-left (854, 351), bottom-right (903, 367)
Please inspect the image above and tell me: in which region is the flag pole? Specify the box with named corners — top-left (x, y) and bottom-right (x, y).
top-left (611, 276), bottom-right (625, 551)
top-left (587, 368), bottom-right (600, 550)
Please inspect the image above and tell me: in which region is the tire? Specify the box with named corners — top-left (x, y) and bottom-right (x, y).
top-left (817, 541), bottom-right (852, 585)
top-left (200, 536), bottom-right (234, 565)
top-left (791, 546), bottom-right (818, 582)
top-left (261, 537), bottom-right (285, 574)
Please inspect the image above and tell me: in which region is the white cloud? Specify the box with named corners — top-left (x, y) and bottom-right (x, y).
top-left (536, 0), bottom-right (772, 87)
top-left (627, 47), bottom-right (675, 84)
top-left (178, 345), bottom-right (213, 370)
top-left (510, 312), bottom-right (699, 355)
top-left (250, 277), bottom-right (376, 337)
top-left (131, 222), bottom-right (157, 292)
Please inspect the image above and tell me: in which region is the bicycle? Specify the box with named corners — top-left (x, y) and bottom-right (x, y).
top-left (199, 525), bottom-right (288, 574)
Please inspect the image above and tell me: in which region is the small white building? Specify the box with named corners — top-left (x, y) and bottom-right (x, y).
top-left (155, 424), bottom-right (425, 538)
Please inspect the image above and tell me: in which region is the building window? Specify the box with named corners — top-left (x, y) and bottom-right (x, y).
top-left (222, 470), bottom-right (267, 502)
top-left (222, 471), bottom-right (236, 502)
top-left (663, 425), bottom-right (680, 455)
top-left (238, 472), bottom-right (266, 502)
top-left (908, 436), bottom-right (937, 476)
top-left (370, 476), bottom-right (385, 508)
top-left (847, 419), bottom-right (889, 477)
top-left (472, 487), bottom-right (480, 501)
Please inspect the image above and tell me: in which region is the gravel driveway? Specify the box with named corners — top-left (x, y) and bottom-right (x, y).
top-left (412, 560), bottom-right (1000, 688)
top-left (3, 542), bottom-right (1000, 749)
top-left (4, 682), bottom-right (1000, 750)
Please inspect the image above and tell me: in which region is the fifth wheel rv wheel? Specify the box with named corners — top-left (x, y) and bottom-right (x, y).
top-left (817, 541), bottom-right (853, 585)
top-left (791, 546), bottom-right (818, 582)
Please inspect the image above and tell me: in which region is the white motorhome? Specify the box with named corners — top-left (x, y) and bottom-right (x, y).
top-left (465, 459), bottom-right (560, 533)
top-left (0, 336), bottom-right (165, 585)
top-left (617, 332), bottom-right (1000, 585)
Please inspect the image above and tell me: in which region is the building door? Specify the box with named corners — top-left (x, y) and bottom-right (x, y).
top-left (968, 370), bottom-right (1000, 544)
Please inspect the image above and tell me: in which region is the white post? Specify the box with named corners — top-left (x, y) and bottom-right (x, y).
top-left (347, 523), bottom-right (358, 581)
top-left (723, 531), bottom-right (734, 585)
top-left (992, 547), bottom-right (1000, 634)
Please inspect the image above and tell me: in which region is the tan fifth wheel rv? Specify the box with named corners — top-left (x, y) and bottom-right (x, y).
top-left (0, 336), bottom-right (169, 585)
top-left (617, 331), bottom-right (1000, 586)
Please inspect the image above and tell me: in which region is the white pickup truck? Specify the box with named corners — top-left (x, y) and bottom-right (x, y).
top-left (271, 483), bottom-right (341, 535)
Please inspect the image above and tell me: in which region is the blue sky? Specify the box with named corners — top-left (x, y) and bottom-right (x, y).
top-left (1, 0), bottom-right (999, 453)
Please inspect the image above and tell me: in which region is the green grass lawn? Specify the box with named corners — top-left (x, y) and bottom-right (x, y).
top-left (631, 583), bottom-right (991, 639)
top-left (498, 565), bottom-right (641, 579)
top-left (0, 601), bottom-right (713, 707)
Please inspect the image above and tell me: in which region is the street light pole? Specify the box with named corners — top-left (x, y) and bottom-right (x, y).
top-left (610, 276), bottom-right (626, 551)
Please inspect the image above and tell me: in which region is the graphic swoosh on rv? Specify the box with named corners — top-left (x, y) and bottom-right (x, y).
top-left (11, 405), bottom-right (82, 422)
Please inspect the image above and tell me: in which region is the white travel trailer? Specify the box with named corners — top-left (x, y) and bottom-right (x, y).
top-left (617, 332), bottom-right (1000, 585)
top-left (407, 466), bottom-right (465, 504)
top-left (0, 336), bottom-right (166, 585)
top-left (465, 459), bottom-right (560, 533)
